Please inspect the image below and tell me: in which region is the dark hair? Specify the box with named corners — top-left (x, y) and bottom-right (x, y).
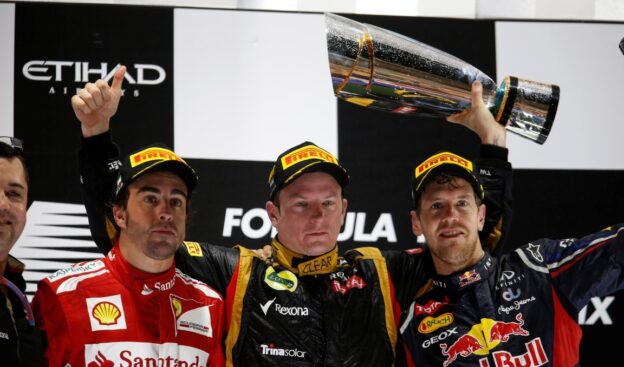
top-left (0, 142), bottom-right (29, 186)
top-left (414, 172), bottom-right (482, 212)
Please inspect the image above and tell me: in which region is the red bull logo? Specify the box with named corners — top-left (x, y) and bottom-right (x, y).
top-left (438, 313), bottom-right (544, 367)
top-left (489, 313), bottom-right (529, 343)
top-left (479, 338), bottom-right (548, 367)
top-left (458, 270), bottom-right (481, 287)
top-left (441, 334), bottom-right (484, 367)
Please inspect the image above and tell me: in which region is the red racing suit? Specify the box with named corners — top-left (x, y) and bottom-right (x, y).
top-left (399, 224), bottom-right (624, 367)
top-left (32, 246), bottom-right (226, 367)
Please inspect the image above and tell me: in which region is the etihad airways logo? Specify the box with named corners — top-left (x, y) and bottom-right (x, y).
top-left (22, 61), bottom-right (165, 84)
top-left (21, 61), bottom-right (166, 97)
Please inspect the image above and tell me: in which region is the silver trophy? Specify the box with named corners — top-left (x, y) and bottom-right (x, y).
top-left (325, 13), bottom-right (560, 144)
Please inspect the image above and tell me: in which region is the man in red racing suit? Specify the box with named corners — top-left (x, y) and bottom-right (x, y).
top-left (33, 246), bottom-right (225, 367)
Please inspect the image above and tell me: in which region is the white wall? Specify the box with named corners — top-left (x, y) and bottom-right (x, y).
top-left (11, 0), bottom-right (624, 20)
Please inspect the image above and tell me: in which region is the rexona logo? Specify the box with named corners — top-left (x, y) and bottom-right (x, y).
top-left (260, 344), bottom-right (306, 359)
top-left (22, 61), bottom-right (166, 97)
top-left (223, 208), bottom-right (397, 242)
top-left (85, 342), bottom-right (209, 367)
top-left (260, 297), bottom-right (310, 317)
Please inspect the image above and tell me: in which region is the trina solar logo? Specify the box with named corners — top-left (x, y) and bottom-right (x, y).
top-left (21, 61), bottom-right (166, 97)
top-left (415, 152), bottom-right (472, 178)
top-left (280, 145), bottom-right (337, 169)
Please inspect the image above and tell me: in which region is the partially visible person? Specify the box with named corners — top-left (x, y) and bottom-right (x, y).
top-left (398, 82), bottom-right (624, 367)
top-left (0, 137), bottom-right (45, 366)
top-left (32, 134), bottom-right (226, 364)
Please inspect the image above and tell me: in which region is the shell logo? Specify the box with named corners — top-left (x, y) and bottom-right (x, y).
top-left (92, 301), bottom-right (122, 325)
top-left (172, 297), bottom-right (183, 317)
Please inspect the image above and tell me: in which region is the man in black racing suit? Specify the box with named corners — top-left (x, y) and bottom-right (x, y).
top-left (74, 68), bottom-right (511, 366)
top-left (398, 82), bottom-right (624, 367)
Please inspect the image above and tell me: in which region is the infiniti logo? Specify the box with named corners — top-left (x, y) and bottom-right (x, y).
top-left (22, 61), bottom-right (166, 85)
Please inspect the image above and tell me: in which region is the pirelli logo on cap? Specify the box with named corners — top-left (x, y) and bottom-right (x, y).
top-left (415, 152), bottom-right (473, 178)
top-left (129, 147), bottom-right (185, 168)
top-left (281, 145), bottom-right (338, 170)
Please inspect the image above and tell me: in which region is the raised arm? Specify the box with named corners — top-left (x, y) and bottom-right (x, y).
top-left (447, 80), bottom-right (513, 255)
top-left (73, 66), bottom-right (126, 254)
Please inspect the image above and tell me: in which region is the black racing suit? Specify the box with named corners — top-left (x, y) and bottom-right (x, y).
top-left (399, 224), bottom-right (624, 367)
top-left (78, 130), bottom-right (511, 366)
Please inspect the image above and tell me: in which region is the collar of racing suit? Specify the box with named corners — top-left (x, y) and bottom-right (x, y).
top-left (431, 252), bottom-right (496, 292)
top-left (105, 245), bottom-right (177, 296)
top-left (271, 238), bottom-right (339, 276)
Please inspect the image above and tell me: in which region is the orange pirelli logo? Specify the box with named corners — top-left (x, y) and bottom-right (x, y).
top-left (129, 147), bottom-right (185, 168)
top-left (281, 145), bottom-right (338, 169)
top-left (415, 152), bottom-right (472, 178)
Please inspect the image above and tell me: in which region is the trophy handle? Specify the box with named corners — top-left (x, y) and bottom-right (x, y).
top-left (494, 76), bottom-right (560, 144)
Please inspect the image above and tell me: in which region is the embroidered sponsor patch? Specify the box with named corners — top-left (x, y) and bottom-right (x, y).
top-left (86, 295), bottom-right (127, 331)
top-left (264, 267), bottom-right (298, 292)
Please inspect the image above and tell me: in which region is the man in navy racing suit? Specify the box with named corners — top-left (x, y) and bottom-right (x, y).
top-left (399, 81), bottom-right (624, 367)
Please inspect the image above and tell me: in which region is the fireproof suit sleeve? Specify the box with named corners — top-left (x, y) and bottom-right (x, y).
top-left (476, 144), bottom-right (513, 256)
top-left (176, 242), bottom-right (241, 295)
top-left (32, 280), bottom-right (72, 366)
top-left (78, 130), bottom-right (120, 255)
top-left (541, 224), bottom-right (624, 315)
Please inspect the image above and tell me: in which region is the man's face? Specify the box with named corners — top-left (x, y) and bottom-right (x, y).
top-left (0, 158), bottom-right (28, 259)
top-left (410, 176), bottom-right (485, 275)
top-left (113, 171), bottom-right (188, 263)
top-left (266, 171), bottom-right (347, 257)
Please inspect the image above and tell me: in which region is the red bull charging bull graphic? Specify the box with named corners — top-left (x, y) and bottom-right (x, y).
top-left (438, 313), bottom-right (548, 367)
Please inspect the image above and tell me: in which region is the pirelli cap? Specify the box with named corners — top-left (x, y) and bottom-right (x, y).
top-left (268, 141), bottom-right (349, 200)
top-left (113, 143), bottom-right (198, 201)
top-left (411, 151), bottom-right (484, 205)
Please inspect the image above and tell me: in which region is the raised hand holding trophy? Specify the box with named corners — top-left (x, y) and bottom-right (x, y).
top-left (325, 13), bottom-right (560, 144)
